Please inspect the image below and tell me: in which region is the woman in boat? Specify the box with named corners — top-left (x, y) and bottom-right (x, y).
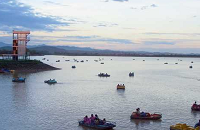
top-left (90, 114), bottom-right (95, 125)
top-left (84, 115), bottom-right (90, 124)
top-left (194, 120), bottom-right (200, 128)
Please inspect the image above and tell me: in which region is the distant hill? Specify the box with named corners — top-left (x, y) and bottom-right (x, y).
top-left (1, 45), bottom-right (200, 57)
top-left (0, 42), bottom-right (11, 47)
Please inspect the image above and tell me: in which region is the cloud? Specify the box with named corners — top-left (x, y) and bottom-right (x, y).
top-left (151, 4), bottom-right (158, 8)
top-left (131, 4), bottom-right (158, 10)
top-left (43, 1), bottom-right (69, 7)
top-left (144, 41), bottom-right (175, 45)
top-left (0, 0), bottom-right (69, 32)
top-left (93, 22), bottom-right (118, 28)
top-left (144, 32), bottom-right (200, 36)
top-left (62, 35), bottom-right (134, 44)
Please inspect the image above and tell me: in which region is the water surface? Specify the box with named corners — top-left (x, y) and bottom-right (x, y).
top-left (0, 56), bottom-right (200, 130)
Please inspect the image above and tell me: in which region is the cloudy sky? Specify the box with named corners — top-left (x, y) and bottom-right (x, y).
top-left (0, 0), bottom-right (200, 53)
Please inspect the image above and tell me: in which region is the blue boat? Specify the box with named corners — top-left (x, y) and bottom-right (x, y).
top-left (129, 72), bottom-right (134, 77)
top-left (79, 120), bottom-right (116, 130)
top-left (44, 79), bottom-right (57, 84)
top-left (12, 77), bottom-right (26, 83)
top-left (98, 73), bottom-right (110, 77)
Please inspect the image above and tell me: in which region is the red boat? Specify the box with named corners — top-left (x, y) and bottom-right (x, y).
top-left (191, 104), bottom-right (200, 111)
top-left (130, 112), bottom-right (162, 120)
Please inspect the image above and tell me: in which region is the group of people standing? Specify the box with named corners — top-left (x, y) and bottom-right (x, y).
top-left (83, 114), bottom-right (106, 125)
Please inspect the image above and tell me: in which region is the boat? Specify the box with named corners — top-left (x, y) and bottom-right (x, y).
top-left (81, 60), bottom-right (84, 62)
top-left (56, 60), bottom-right (60, 62)
top-left (129, 72), bottom-right (134, 77)
top-left (72, 66), bottom-right (76, 69)
top-left (44, 79), bottom-right (57, 84)
top-left (12, 77), bottom-right (26, 83)
top-left (191, 103), bottom-right (200, 111)
top-left (130, 112), bottom-right (162, 120)
top-left (164, 62), bottom-right (168, 64)
top-left (101, 62), bottom-right (104, 64)
top-left (191, 61), bottom-right (194, 63)
top-left (170, 123), bottom-right (199, 130)
top-left (189, 66), bottom-right (193, 68)
top-left (98, 73), bottom-right (110, 77)
top-left (175, 63), bottom-right (178, 64)
top-left (117, 84), bottom-right (125, 89)
top-left (0, 70), bottom-right (5, 73)
top-left (79, 120), bottom-right (116, 130)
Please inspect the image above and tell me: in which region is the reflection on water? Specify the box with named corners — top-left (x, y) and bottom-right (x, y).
top-left (1, 56), bottom-right (200, 130)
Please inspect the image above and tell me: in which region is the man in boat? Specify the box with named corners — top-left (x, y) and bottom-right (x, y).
top-left (136, 108), bottom-right (140, 115)
top-left (194, 120), bottom-right (200, 128)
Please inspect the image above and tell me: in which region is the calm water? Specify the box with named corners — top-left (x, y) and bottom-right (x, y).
top-left (1, 56), bottom-right (200, 130)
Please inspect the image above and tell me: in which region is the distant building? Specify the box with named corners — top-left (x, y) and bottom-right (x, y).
top-left (12, 30), bottom-right (30, 61)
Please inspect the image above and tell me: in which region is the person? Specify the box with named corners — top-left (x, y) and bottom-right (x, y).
top-left (194, 120), bottom-right (200, 128)
top-left (94, 114), bottom-right (99, 125)
top-left (193, 101), bottom-right (198, 108)
top-left (103, 118), bottom-right (106, 124)
top-left (84, 115), bottom-right (89, 124)
top-left (90, 114), bottom-right (95, 125)
top-left (136, 108), bottom-right (140, 115)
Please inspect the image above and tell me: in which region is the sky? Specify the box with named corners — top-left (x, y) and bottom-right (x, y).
top-left (0, 0), bottom-right (200, 53)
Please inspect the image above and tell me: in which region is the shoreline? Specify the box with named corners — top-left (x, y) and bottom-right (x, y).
top-left (0, 60), bottom-right (60, 72)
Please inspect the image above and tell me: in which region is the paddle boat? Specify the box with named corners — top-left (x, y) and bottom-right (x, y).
top-left (191, 102), bottom-right (200, 111)
top-left (129, 72), bottom-right (134, 77)
top-left (72, 66), bottom-right (76, 69)
top-left (79, 119), bottom-right (116, 130)
top-left (170, 123), bottom-right (199, 130)
top-left (117, 84), bottom-right (125, 89)
top-left (98, 73), bottom-right (110, 77)
top-left (12, 77), bottom-right (26, 83)
top-left (130, 112), bottom-right (162, 120)
top-left (44, 79), bottom-right (57, 84)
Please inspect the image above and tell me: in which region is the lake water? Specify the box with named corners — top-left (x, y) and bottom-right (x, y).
top-left (0, 56), bottom-right (200, 130)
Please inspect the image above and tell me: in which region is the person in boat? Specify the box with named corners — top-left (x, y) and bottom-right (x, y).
top-left (140, 112), bottom-right (146, 117)
top-left (94, 114), bottom-right (99, 125)
top-left (90, 114), bottom-right (95, 125)
top-left (103, 118), bottom-right (106, 124)
top-left (84, 115), bottom-right (90, 124)
top-left (136, 108), bottom-right (140, 115)
top-left (194, 120), bottom-right (200, 128)
top-left (193, 101), bottom-right (197, 107)
top-left (99, 118), bottom-right (106, 125)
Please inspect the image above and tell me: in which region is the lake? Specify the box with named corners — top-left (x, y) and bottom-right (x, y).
top-left (0, 56), bottom-right (200, 130)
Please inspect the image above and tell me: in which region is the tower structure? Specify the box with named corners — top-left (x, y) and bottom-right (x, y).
top-left (12, 30), bottom-right (30, 61)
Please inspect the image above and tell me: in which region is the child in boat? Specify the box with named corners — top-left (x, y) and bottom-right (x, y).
top-left (194, 120), bottom-right (200, 128)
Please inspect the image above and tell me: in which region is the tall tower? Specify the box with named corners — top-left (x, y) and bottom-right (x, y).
top-left (13, 30), bottom-right (30, 61)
